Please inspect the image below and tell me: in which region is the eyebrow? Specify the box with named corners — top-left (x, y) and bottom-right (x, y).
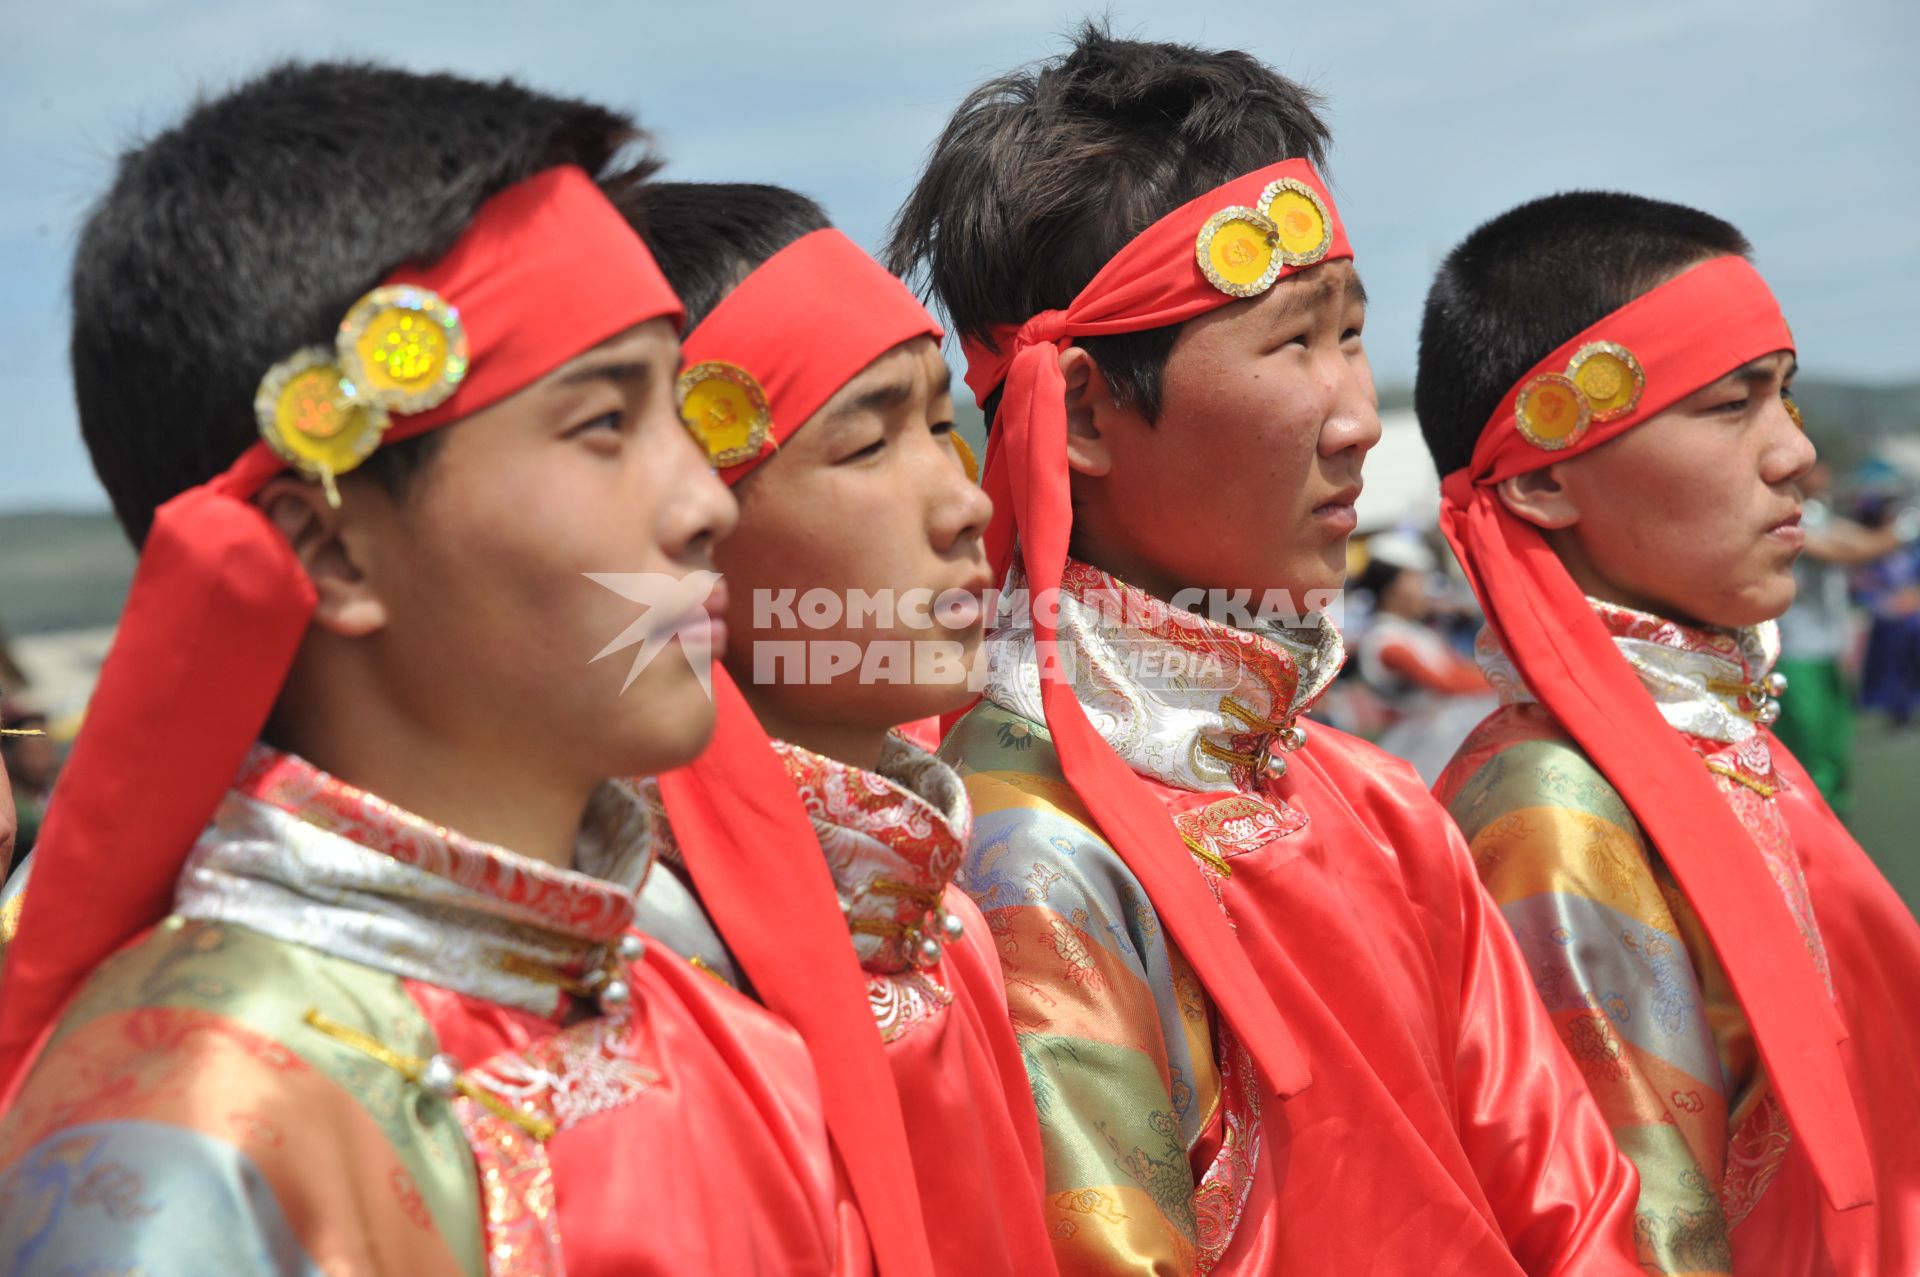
top-left (553, 359), bottom-right (656, 391)
top-left (1266, 268), bottom-right (1367, 324)
top-left (828, 363), bottom-right (953, 420)
top-left (1723, 354), bottom-right (1799, 385)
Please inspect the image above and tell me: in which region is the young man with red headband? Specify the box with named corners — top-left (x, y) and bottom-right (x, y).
top-left (1421, 192), bottom-right (1920, 1275)
top-left (611, 182), bottom-right (1053, 1276)
top-left (887, 27), bottom-right (1640, 1274)
top-left (0, 65), bottom-right (867, 1274)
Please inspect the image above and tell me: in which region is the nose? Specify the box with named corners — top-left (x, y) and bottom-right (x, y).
top-left (662, 422), bottom-right (741, 562)
top-left (1765, 398), bottom-right (1817, 489)
top-left (929, 434), bottom-right (994, 555)
top-left (1320, 347), bottom-right (1382, 461)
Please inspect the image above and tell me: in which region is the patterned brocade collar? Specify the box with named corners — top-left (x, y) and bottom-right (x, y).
top-left (175, 746), bottom-right (652, 1017)
top-left (771, 735), bottom-right (972, 974)
top-left (982, 558), bottom-right (1345, 794)
top-left (1478, 599), bottom-right (1784, 747)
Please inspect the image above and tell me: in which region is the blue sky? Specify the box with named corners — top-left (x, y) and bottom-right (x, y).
top-left (1, 0), bottom-right (1914, 510)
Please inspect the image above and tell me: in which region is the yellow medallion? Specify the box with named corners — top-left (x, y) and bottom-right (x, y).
top-left (678, 361), bottom-right (773, 468)
top-left (949, 430), bottom-right (980, 485)
top-left (1195, 206), bottom-right (1282, 298)
top-left (1514, 373), bottom-right (1591, 450)
top-left (1566, 341), bottom-right (1644, 423)
top-left (337, 286), bottom-right (469, 414)
top-left (1783, 396), bottom-right (1805, 431)
top-left (1257, 178), bottom-right (1332, 266)
top-left (254, 347), bottom-right (392, 506)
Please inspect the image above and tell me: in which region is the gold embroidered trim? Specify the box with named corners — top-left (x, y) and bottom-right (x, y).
top-left (303, 1009), bottom-right (556, 1140)
top-left (1197, 737), bottom-right (1263, 769)
top-left (1176, 831), bottom-right (1234, 878)
top-left (1218, 695), bottom-right (1287, 734)
top-left (864, 877), bottom-right (944, 911)
top-left (689, 955), bottom-right (733, 987)
top-left (499, 951), bottom-right (600, 998)
top-left (1704, 760), bottom-right (1777, 799)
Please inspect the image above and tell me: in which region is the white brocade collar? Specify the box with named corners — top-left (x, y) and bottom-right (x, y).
top-left (982, 558), bottom-right (1345, 794)
top-left (772, 735), bottom-right (972, 974)
top-left (174, 746), bottom-right (652, 1017)
top-left (1477, 599), bottom-right (1783, 746)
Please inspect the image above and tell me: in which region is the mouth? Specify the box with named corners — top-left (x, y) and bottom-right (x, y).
top-left (1311, 483), bottom-right (1364, 533)
top-left (1765, 508), bottom-right (1805, 550)
top-left (695, 580), bottom-right (730, 660)
top-left (933, 570), bottom-right (996, 630)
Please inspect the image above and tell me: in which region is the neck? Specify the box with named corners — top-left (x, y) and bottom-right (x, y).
top-left (1543, 528), bottom-right (1710, 630)
top-left (270, 661), bottom-right (593, 871)
top-left (742, 698), bottom-right (890, 774)
top-left (1067, 538), bottom-right (1186, 607)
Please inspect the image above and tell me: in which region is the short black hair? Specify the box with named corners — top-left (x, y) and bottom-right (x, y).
top-left (611, 182), bottom-right (831, 330)
top-left (886, 20), bottom-right (1330, 425)
top-left (1414, 191), bottom-right (1752, 476)
top-left (73, 61), bottom-right (656, 545)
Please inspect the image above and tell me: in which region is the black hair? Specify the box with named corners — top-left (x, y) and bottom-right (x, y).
top-left (1354, 556), bottom-right (1408, 603)
top-left (1414, 191), bottom-right (1753, 476)
top-left (885, 19), bottom-right (1330, 425)
top-left (73, 61), bottom-right (657, 545)
top-left (612, 182), bottom-right (831, 330)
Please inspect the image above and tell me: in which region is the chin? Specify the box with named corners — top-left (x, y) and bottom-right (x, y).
top-left (620, 674), bottom-right (720, 774)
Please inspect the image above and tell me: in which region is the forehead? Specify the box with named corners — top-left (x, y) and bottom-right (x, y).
top-left (818, 336), bottom-right (950, 414)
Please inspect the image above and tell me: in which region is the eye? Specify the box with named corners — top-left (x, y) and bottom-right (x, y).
top-left (566, 411), bottom-right (622, 438)
top-left (1709, 396), bottom-right (1751, 416)
top-left (930, 419), bottom-right (956, 436)
top-left (838, 436), bottom-right (886, 464)
top-left (1341, 325), bottom-right (1364, 343)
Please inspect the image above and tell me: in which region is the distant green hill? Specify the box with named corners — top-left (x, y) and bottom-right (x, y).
top-left (0, 509), bottom-right (135, 636)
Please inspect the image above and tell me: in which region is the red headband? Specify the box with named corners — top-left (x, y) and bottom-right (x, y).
top-left (654, 231), bottom-right (947, 1272)
top-left (678, 228), bottom-right (943, 485)
top-left (0, 167), bottom-right (683, 1097)
top-left (956, 159), bottom-right (1354, 1102)
top-left (1438, 258), bottom-right (1871, 1211)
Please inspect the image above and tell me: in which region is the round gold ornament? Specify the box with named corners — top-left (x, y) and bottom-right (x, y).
top-left (337, 285), bottom-right (469, 414)
top-left (1257, 178), bottom-right (1333, 266)
top-left (1566, 341), bottom-right (1644, 423)
top-left (1195, 206), bottom-right (1283, 298)
top-left (254, 347), bottom-right (392, 503)
top-left (949, 430), bottom-right (980, 485)
top-left (1514, 373), bottom-right (1591, 450)
top-left (678, 361), bottom-right (773, 468)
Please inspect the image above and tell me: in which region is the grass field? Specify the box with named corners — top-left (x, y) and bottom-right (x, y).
top-left (1846, 715), bottom-right (1920, 917)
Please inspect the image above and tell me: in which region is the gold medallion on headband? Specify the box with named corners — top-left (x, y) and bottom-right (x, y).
top-left (1196, 206), bottom-right (1284, 299)
top-left (1256, 178), bottom-right (1332, 267)
top-left (254, 349), bottom-right (392, 506)
top-left (1565, 341), bottom-right (1644, 423)
top-left (1514, 373), bottom-right (1591, 451)
top-left (255, 284), bottom-right (466, 506)
top-left (337, 286), bottom-right (470, 414)
top-left (679, 361), bottom-right (773, 468)
top-left (949, 430), bottom-right (980, 485)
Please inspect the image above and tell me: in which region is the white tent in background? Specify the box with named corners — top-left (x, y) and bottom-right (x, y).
top-left (1355, 410), bottom-right (1440, 533)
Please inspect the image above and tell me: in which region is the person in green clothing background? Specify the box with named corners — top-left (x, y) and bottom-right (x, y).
top-left (1774, 461), bottom-right (1919, 814)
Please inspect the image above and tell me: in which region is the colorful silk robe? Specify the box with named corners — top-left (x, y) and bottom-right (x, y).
top-left (943, 559), bottom-right (1640, 1275)
top-left (634, 735), bottom-right (1054, 1276)
top-left (1435, 600), bottom-right (1920, 1275)
top-left (0, 747), bottom-right (863, 1276)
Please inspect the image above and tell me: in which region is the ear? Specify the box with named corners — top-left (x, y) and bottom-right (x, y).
top-left (255, 476), bottom-right (391, 638)
top-left (1495, 464), bottom-right (1583, 531)
top-left (1058, 346), bottom-right (1114, 479)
